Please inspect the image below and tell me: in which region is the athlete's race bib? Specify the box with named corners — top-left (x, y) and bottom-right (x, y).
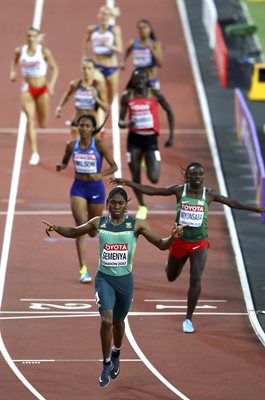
top-left (179, 204), bottom-right (204, 227)
top-left (75, 89), bottom-right (95, 110)
top-left (133, 48), bottom-right (152, 67)
top-left (131, 111), bottom-right (154, 130)
top-left (101, 243), bottom-right (128, 267)
top-left (73, 153), bottom-right (97, 174)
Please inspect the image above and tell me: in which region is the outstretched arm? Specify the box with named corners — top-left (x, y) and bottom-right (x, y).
top-left (135, 220), bottom-right (188, 250)
top-left (211, 190), bottom-right (265, 213)
top-left (42, 217), bottom-right (100, 238)
top-left (110, 177), bottom-right (177, 196)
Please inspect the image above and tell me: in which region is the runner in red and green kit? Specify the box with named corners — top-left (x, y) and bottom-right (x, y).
top-left (111, 162), bottom-right (265, 334)
top-left (42, 186), bottom-right (186, 388)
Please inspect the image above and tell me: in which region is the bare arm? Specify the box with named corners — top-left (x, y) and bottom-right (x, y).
top-left (55, 80), bottom-right (77, 117)
top-left (42, 217), bottom-right (100, 238)
top-left (135, 220), bottom-right (187, 250)
top-left (118, 91), bottom-right (136, 129)
top-left (94, 140), bottom-right (118, 178)
top-left (56, 141), bottom-right (74, 171)
top-left (110, 177), bottom-right (178, 196)
top-left (43, 47), bottom-right (59, 95)
top-left (94, 80), bottom-right (108, 112)
top-left (148, 40), bottom-right (163, 67)
top-left (109, 25), bottom-right (123, 54)
top-left (83, 25), bottom-right (93, 56)
top-left (120, 40), bottom-right (134, 69)
top-left (154, 89), bottom-right (174, 147)
top-left (211, 190), bottom-right (265, 213)
top-left (10, 47), bottom-right (21, 82)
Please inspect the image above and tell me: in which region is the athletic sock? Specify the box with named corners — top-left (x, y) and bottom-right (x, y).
top-left (112, 346), bottom-right (121, 357)
top-left (80, 265), bottom-right (87, 275)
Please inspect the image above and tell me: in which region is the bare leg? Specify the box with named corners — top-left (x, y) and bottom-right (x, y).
top-left (165, 253), bottom-right (188, 282)
top-left (71, 197), bottom-right (104, 268)
top-left (100, 309), bottom-right (113, 359)
top-left (106, 71), bottom-right (119, 105)
top-left (21, 92), bottom-right (38, 153)
top-left (113, 318), bottom-right (125, 349)
top-left (145, 150), bottom-right (160, 184)
top-left (128, 148), bottom-right (144, 206)
top-left (186, 247), bottom-right (208, 320)
top-left (36, 92), bottom-right (49, 128)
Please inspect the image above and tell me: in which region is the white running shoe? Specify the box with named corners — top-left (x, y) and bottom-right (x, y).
top-left (29, 152), bottom-right (40, 166)
top-left (183, 318), bottom-right (195, 333)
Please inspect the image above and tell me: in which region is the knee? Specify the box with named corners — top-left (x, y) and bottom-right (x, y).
top-left (101, 315), bottom-right (113, 330)
top-left (165, 264), bottom-right (176, 282)
top-left (148, 175), bottom-right (159, 184)
top-left (39, 120), bottom-right (48, 129)
top-left (88, 231), bottom-right (97, 238)
top-left (190, 276), bottom-right (201, 288)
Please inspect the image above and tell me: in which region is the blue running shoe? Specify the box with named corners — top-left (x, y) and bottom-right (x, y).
top-left (183, 318), bottom-right (195, 333)
top-left (110, 354), bottom-right (120, 379)
top-left (99, 363), bottom-right (113, 387)
top-left (79, 265), bottom-right (92, 283)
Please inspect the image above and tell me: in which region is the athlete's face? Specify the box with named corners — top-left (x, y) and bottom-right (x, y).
top-left (186, 166), bottom-right (205, 188)
top-left (82, 61), bottom-right (94, 79)
top-left (98, 8), bottom-right (111, 24)
top-left (107, 194), bottom-right (127, 219)
top-left (138, 22), bottom-right (151, 39)
top-left (78, 118), bottom-right (94, 138)
top-left (26, 29), bottom-right (39, 46)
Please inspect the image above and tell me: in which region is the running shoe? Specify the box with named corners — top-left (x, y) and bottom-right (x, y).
top-left (79, 266), bottom-right (92, 283)
top-left (98, 362), bottom-right (113, 387)
top-left (110, 354), bottom-right (120, 379)
top-left (183, 318), bottom-right (195, 333)
top-left (136, 205), bottom-right (148, 220)
top-left (29, 152), bottom-right (40, 166)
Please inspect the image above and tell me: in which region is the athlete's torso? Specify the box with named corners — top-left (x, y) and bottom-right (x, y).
top-left (19, 44), bottom-right (47, 78)
top-left (91, 25), bottom-right (115, 55)
top-left (74, 80), bottom-right (98, 110)
top-left (128, 90), bottom-right (160, 134)
top-left (132, 39), bottom-right (157, 68)
top-left (97, 215), bottom-right (137, 276)
top-left (176, 184), bottom-right (208, 241)
top-left (71, 138), bottom-right (103, 174)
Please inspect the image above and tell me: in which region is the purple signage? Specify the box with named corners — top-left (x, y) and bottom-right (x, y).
top-left (234, 88), bottom-right (265, 222)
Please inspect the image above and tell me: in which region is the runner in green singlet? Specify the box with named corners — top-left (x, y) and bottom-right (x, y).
top-left (42, 186), bottom-right (186, 387)
top-left (110, 162), bottom-right (265, 334)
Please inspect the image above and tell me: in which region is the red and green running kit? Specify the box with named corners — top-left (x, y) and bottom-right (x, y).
top-left (169, 184), bottom-right (210, 259)
top-left (97, 215), bottom-right (138, 276)
top-left (177, 183), bottom-right (208, 241)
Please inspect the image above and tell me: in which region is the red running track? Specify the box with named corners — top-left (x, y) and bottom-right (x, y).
top-left (0, 1), bottom-right (264, 399)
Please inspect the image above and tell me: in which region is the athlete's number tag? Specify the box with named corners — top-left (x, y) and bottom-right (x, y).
top-left (74, 153), bottom-right (97, 173)
top-left (101, 243), bottom-right (128, 267)
top-left (179, 204), bottom-right (204, 227)
top-left (132, 112), bottom-right (154, 129)
top-left (133, 48), bottom-right (152, 67)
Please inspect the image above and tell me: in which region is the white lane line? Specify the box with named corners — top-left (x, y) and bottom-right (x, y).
top-left (177, 0), bottom-right (265, 347)
top-left (125, 317), bottom-right (191, 400)
top-left (13, 358), bottom-right (141, 363)
top-left (20, 298), bottom-right (96, 301)
top-left (156, 305), bottom-right (217, 309)
top-left (0, 128), bottom-right (206, 134)
top-left (145, 299), bottom-right (228, 302)
top-left (0, 210), bottom-right (225, 216)
top-left (0, 2), bottom-right (46, 400)
top-left (0, 312), bottom-right (247, 321)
